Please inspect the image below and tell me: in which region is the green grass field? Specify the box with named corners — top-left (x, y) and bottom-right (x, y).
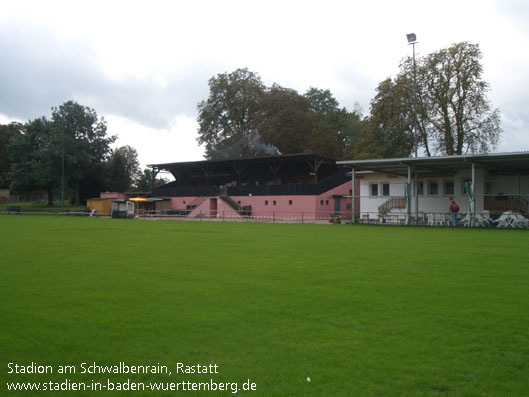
top-left (1, 216), bottom-right (528, 396)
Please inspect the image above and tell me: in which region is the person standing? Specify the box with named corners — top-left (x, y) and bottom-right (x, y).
top-left (449, 199), bottom-right (460, 227)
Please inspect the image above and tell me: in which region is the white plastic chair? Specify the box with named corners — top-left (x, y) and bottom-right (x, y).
top-left (426, 213), bottom-right (435, 226)
top-left (434, 213), bottom-right (449, 226)
top-left (496, 212), bottom-right (515, 228)
top-left (461, 212), bottom-right (471, 227)
top-left (512, 213), bottom-right (529, 228)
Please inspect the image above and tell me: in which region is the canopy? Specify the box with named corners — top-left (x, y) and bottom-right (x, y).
top-left (337, 151), bottom-right (529, 177)
top-left (129, 197), bottom-right (147, 203)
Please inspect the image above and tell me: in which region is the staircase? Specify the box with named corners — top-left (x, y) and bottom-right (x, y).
top-left (186, 196), bottom-right (207, 212)
top-left (219, 195), bottom-right (240, 212)
top-left (378, 197), bottom-right (406, 215)
top-left (519, 196), bottom-right (528, 215)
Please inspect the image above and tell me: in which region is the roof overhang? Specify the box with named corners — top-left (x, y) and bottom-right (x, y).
top-left (148, 153), bottom-right (336, 171)
top-left (338, 152), bottom-right (529, 177)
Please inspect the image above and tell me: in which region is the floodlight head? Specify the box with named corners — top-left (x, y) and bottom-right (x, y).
top-left (407, 33), bottom-right (417, 43)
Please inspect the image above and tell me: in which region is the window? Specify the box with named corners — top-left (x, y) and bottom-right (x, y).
top-left (265, 200), bottom-right (268, 206)
top-left (320, 200), bottom-right (324, 205)
top-left (370, 183), bottom-right (379, 197)
top-left (382, 183), bottom-right (390, 196)
top-left (325, 200), bottom-right (329, 205)
top-left (288, 200), bottom-right (293, 205)
top-left (273, 200), bottom-right (277, 206)
top-left (428, 181), bottom-right (439, 196)
top-left (417, 181), bottom-right (424, 196)
top-left (444, 180), bottom-right (454, 196)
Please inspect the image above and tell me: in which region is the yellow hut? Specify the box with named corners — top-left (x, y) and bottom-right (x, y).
top-left (86, 198), bottom-right (112, 216)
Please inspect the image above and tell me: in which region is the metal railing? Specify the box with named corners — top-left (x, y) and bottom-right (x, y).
top-left (354, 192), bottom-right (529, 228)
top-left (3, 194), bottom-right (528, 228)
top-left (377, 197), bottom-right (406, 215)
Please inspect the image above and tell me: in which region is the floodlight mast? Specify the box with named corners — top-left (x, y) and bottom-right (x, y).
top-left (61, 119), bottom-right (65, 211)
top-left (407, 33), bottom-right (419, 158)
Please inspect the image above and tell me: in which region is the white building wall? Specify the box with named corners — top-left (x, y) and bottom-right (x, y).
top-left (358, 167), bottom-right (506, 218)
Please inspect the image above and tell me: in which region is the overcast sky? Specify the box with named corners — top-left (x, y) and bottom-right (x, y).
top-left (1, 0), bottom-right (528, 168)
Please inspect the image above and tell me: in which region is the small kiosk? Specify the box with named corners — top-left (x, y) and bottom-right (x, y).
top-left (111, 200), bottom-right (135, 219)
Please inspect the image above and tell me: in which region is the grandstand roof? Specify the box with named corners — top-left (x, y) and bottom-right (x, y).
top-left (338, 152), bottom-right (529, 177)
top-left (149, 153), bottom-right (341, 188)
top-left (149, 153), bottom-right (335, 171)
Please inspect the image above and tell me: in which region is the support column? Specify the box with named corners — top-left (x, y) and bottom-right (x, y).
top-left (232, 163), bottom-right (247, 186)
top-left (407, 166), bottom-right (412, 225)
top-left (415, 172), bottom-right (419, 225)
top-left (267, 160), bottom-right (282, 185)
top-left (201, 165), bottom-right (214, 187)
top-left (517, 171), bottom-right (521, 212)
top-left (307, 159), bottom-right (323, 183)
top-left (150, 167), bottom-right (159, 193)
top-left (351, 168), bottom-right (356, 224)
top-left (471, 162), bottom-right (475, 226)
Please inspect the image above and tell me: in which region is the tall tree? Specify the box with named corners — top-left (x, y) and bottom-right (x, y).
top-left (107, 145), bottom-right (140, 192)
top-left (336, 107), bottom-right (365, 158)
top-left (134, 168), bottom-right (169, 192)
top-left (197, 68), bottom-right (266, 159)
top-left (0, 122), bottom-right (22, 188)
top-left (9, 101), bottom-right (115, 204)
top-left (9, 118), bottom-right (58, 205)
top-left (51, 101), bottom-right (116, 202)
top-left (259, 85), bottom-right (342, 158)
top-left (304, 88), bottom-right (364, 158)
top-left (415, 42), bottom-right (501, 155)
top-left (355, 78), bottom-right (414, 159)
top-left (361, 42), bottom-right (501, 157)
top-left (304, 87), bottom-right (341, 116)
top-left (259, 85), bottom-right (315, 154)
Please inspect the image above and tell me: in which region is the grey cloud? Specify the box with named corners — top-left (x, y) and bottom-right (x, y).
top-left (0, 22), bottom-right (213, 128)
top-left (2, 15), bottom-right (529, 153)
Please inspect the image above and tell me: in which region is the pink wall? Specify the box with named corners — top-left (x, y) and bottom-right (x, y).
top-left (166, 180), bottom-right (358, 220)
top-left (231, 194), bottom-right (319, 217)
top-left (170, 196), bottom-right (206, 209)
top-left (319, 179), bottom-right (358, 217)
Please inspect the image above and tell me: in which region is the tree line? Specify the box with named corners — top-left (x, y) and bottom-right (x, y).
top-left (0, 101), bottom-right (166, 205)
top-left (197, 41), bottom-right (501, 160)
top-left (1, 42), bottom-right (501, 204)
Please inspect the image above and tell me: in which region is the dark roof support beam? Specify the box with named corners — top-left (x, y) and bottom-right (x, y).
top-left (201, 164), bottom-right (215, 187)
top-left (307, 159), bottom-right (323, 183)
top-left (266, 160), bottom-right (283, 184)
top-left (231, 162), bottom-right (247, 186)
